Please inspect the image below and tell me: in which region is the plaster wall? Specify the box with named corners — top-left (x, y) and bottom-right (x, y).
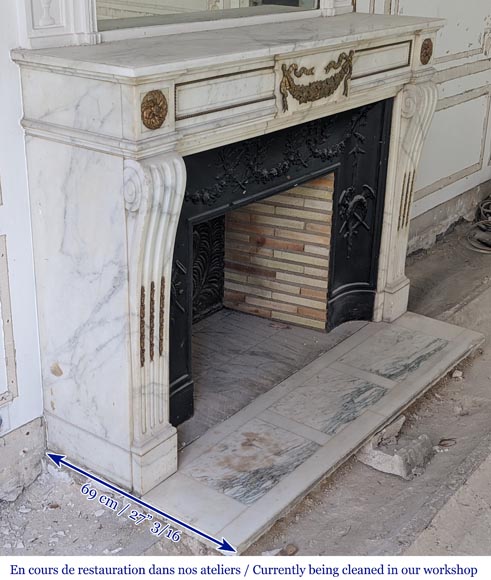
top-left (0, 0), bottom-right (45, 499)
top-left (356, 0), bottom-right (491, 249)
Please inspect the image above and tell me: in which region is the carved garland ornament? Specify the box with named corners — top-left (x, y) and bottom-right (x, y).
top-left (184, 106), bottom-right (372, 206)
top-left (141, 90), bottom-right (168, 130)
top-left (280, 50), bottom-right (354, 113)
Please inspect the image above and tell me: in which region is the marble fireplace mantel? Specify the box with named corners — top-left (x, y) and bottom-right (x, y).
top-left (13, 12), bottom-right (444, 495)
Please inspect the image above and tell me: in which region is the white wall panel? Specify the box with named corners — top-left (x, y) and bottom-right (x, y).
top-left (356, 0), bottom-right (491, 225)
top-left (398, 0), bottom-right (491, 61)
top-left (0, 303), bottom-right (8, 397)
top-left (414, 95), bottom-right (489, 193)
top-left (0, 0), bottom-right (43, 434)
top-left (439, 70), bottom-right (491, 100)
top-left (0, 236), bottom-right (18, 405)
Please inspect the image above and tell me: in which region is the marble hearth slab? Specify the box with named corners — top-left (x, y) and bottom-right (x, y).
top-left (143, 313), bottom-right (484, 555)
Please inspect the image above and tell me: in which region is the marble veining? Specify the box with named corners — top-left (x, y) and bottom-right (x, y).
top-left (12, 14), bottom-right (444, 77)
top-left (338, 326), bottom-right (448, 380)
top-left (27, 139), bottom-right (131, 446)
top-left (146, 315), bottom-right (483, 553)
top-left (182, 417), bottom-right (319, 505)
top-left (272, 367), bottom-right (387, 436)
top-left (179, 311), bottom-right (365, 447)
top-left (22, 68), bottom-right (122, 138)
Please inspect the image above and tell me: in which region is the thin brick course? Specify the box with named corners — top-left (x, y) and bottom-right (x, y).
top-left (224, 177), bottom-right (333, 329)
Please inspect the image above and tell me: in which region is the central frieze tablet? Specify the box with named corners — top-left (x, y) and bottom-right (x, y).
top-left (279, 50), bottom-right (354, 112)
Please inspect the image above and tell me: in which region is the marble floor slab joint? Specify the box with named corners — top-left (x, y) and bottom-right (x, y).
top-left (144, 312), bottom-right (484, 554)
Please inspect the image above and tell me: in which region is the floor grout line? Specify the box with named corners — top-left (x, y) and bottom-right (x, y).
top-left (155, 317), bottom-right (484, 553)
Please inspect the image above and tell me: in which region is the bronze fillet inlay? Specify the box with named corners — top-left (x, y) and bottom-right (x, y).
top-left (420, 38), bottom-right (433, 65)
top-left (280, 50), bottom-right (354, 113)
top-left (140, 286), bottom-right (145, 367)
top-left (141, 90), bottom-right (168, 130)
top-left (159, 277), bottom-right (165, 357)
top-left (150, 281), bottom-right (156, 362)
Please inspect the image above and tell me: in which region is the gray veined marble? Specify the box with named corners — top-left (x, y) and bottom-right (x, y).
top-left (271, 367), bottom-right (387, 436)
top-left (145, 314), bottom-right (483, 553)
top-left (338, 325), bottom-right (448, 381)
top-left (181, 417), bottom-right (319, 505)
top-left (179, 310), bottom-right (365, 447)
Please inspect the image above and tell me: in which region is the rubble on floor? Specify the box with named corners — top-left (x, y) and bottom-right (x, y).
top-left (356, 416), bottom-right (434, 480)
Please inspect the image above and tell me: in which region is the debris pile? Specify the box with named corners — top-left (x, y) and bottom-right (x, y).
top-left (356, 416), bottom-right (434, 480)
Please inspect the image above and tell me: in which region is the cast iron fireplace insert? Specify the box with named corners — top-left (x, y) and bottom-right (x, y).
top-left (170, 98), bottom-right (393, 426)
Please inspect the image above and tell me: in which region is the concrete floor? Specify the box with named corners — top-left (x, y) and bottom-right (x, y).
top-left (405, 430), bottom-right (491, 556)
top-left (1, 221), bottom-right (490, 556)
top-left (245, 222), bottom-right (491, 556)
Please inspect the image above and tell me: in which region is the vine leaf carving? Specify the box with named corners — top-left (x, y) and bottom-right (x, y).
top-left (192, 217), bottom-right (225, 323)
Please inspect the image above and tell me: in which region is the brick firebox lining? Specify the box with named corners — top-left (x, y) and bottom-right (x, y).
top-left (223, 174), bottom-right (333, 330)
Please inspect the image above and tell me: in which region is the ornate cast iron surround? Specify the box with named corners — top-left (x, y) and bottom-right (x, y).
top-left (170, 99), bottom-right (393, 426)
top-left (192, 217), bottom-right (225, 323)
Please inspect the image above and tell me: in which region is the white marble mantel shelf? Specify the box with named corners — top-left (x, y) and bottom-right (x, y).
top-left (13, 13), bottom-right (444, 80)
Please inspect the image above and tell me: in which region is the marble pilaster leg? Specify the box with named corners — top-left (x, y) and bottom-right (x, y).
top-left (124, 153), bottom-right (187, 494)
top-left (375, 81), bottom-right (438, 322)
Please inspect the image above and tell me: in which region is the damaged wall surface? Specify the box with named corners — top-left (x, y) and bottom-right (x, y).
top-left (0, 0), bottom-right (44, 500)
top-left (357, 0), bottom-right (491, 250)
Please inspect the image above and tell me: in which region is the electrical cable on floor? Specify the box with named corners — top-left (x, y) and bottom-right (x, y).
top-left (464, 198), bottom-right (491, 254)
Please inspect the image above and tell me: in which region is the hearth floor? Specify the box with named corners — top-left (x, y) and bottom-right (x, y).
top-left (179, 309), bottom-right (367, 448)
top-left (145, 312), bottom-right (484, 554)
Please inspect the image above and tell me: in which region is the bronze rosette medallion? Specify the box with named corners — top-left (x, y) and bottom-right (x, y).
top-left (420, 38), bottom-right (433, 65)
top-left (141, 90), bottom-right (168, 130)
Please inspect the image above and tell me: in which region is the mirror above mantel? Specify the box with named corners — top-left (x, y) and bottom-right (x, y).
top-left (96, 0), bottom-right (319, 31)
top-left (17, 0), bottom-right (356, 49)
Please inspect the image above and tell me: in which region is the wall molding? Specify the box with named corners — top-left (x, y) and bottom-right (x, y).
top-left (412, 177), bottom-right (491, 220)
top-left (17, 0), bottom-right (99, 48)
top-left (414, 89), bottom-right (491, 201)
top-left (434, 58), bottom-right (491, 85)
top-left (0, 236), bottom-right (19, 407)
top-left (359, 1), bottom-right (489, 66)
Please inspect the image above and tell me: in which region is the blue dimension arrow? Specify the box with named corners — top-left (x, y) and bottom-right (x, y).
top-left (46, 452), bottom-right (236, 554)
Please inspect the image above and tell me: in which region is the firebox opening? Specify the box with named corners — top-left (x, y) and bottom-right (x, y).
top-left (170, 99), bottom-right (393, 433)
top-left (178, 174), bottom-right (337, 447)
